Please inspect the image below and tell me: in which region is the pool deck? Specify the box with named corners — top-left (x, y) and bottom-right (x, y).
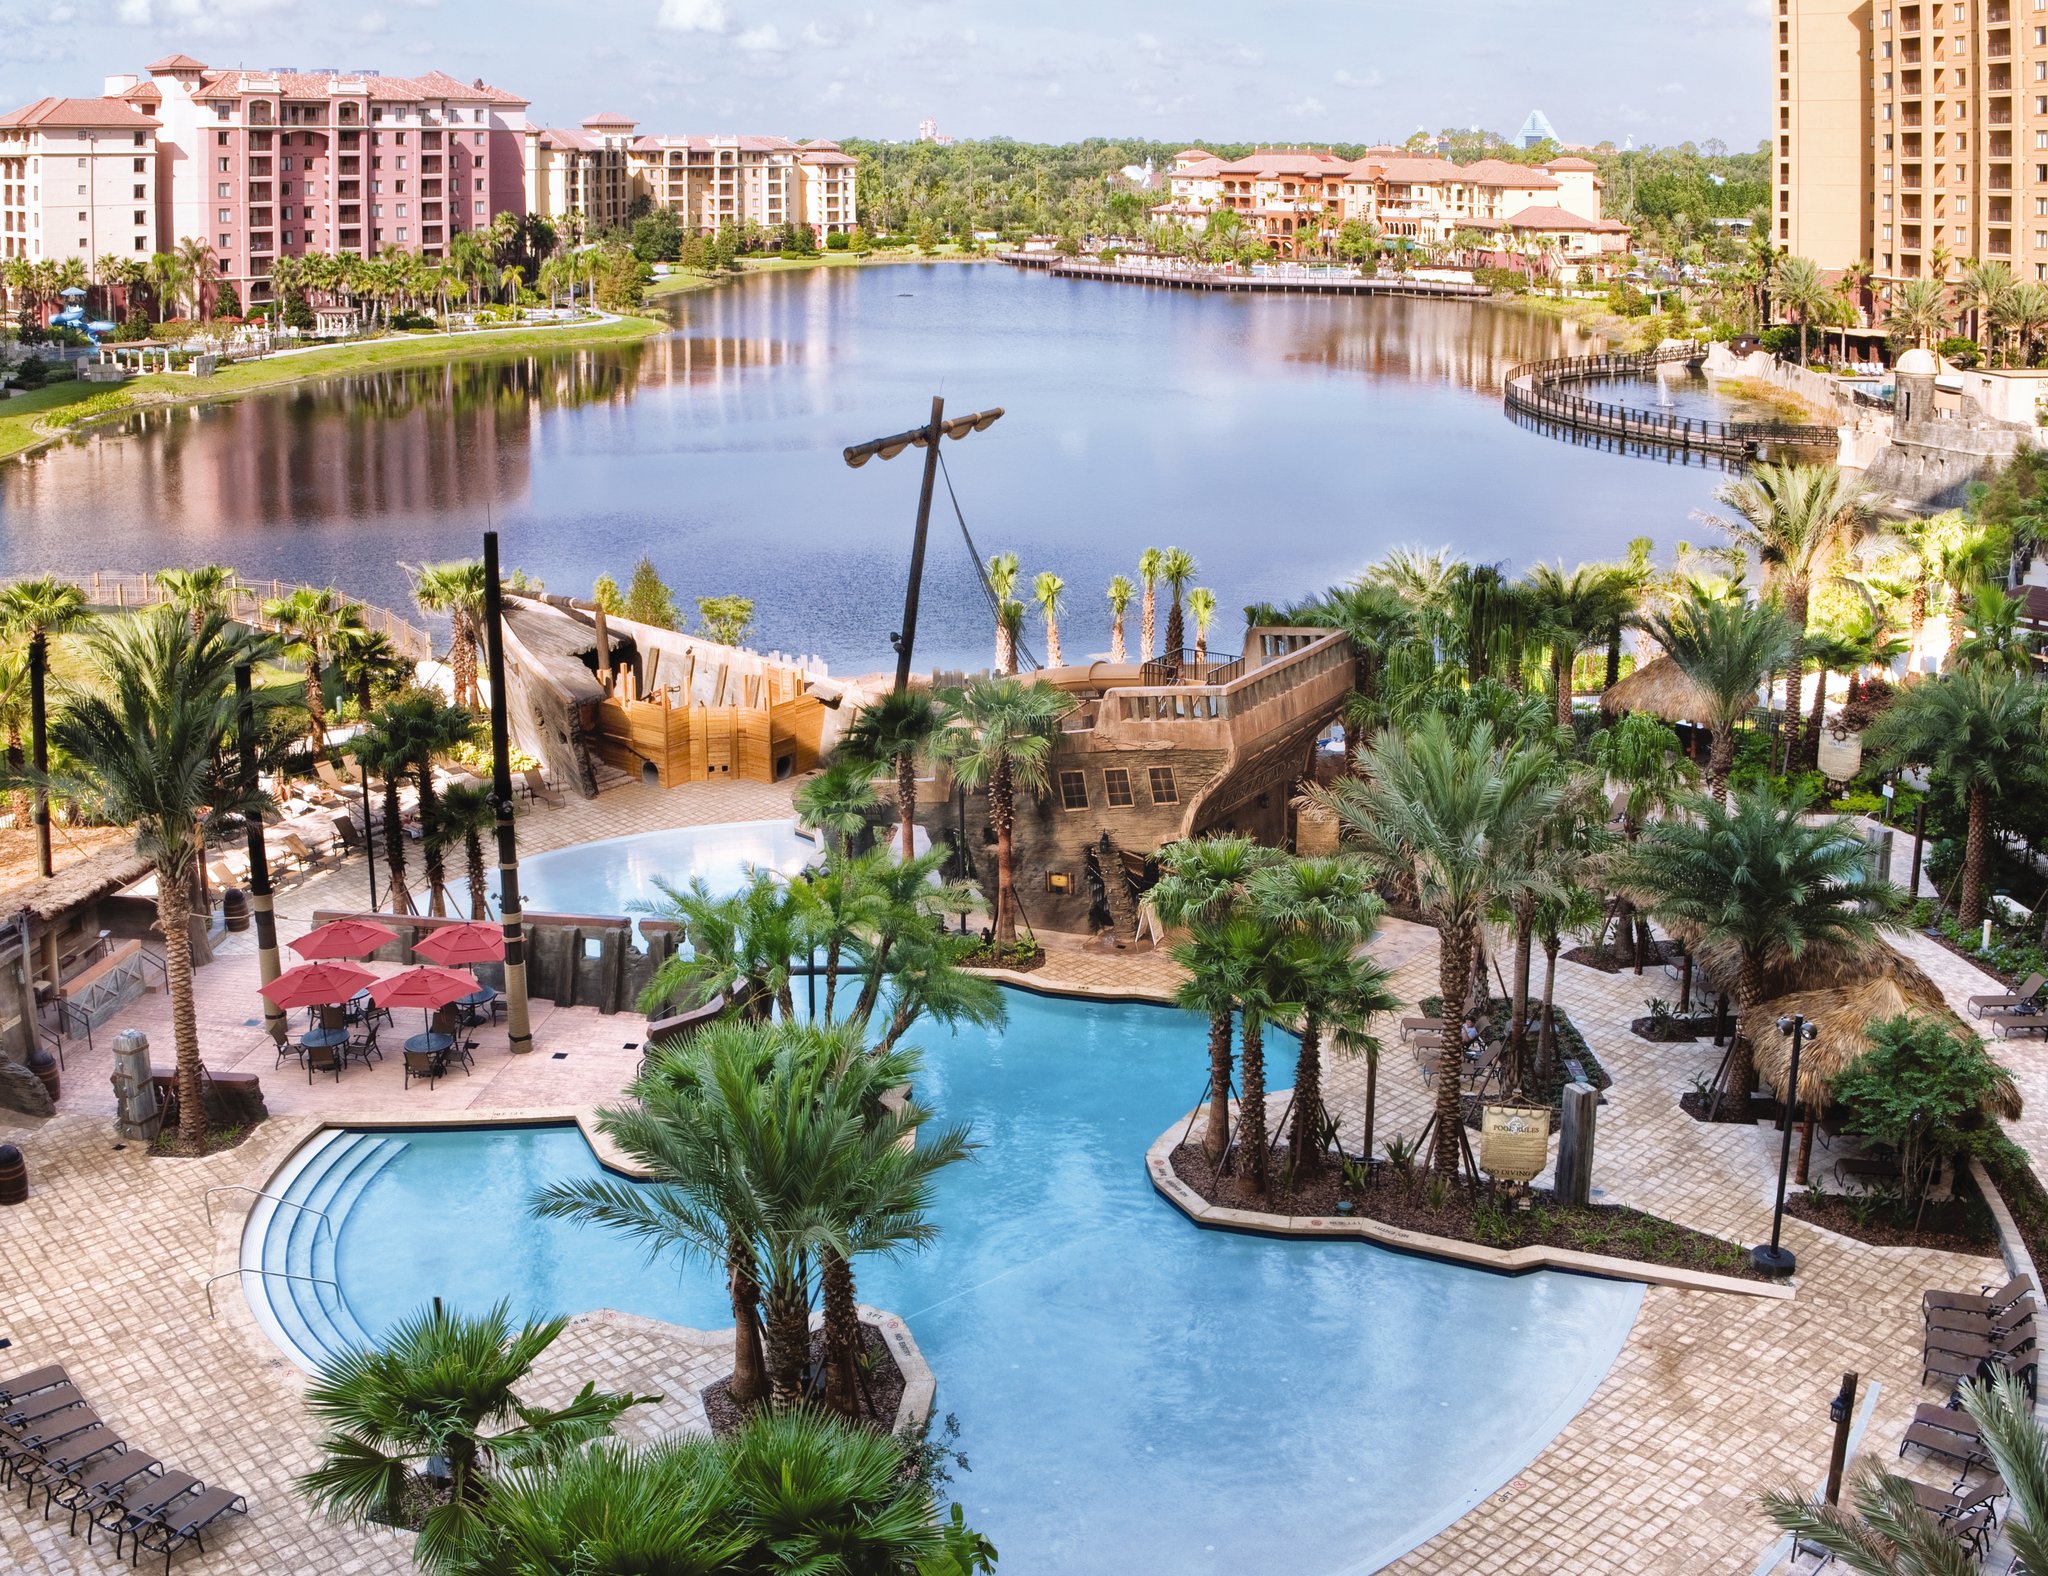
top-left (0, 777), bottom-right (2031, 1574)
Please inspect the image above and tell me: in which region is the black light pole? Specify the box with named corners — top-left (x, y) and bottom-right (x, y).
top-left (1751, 1013), bottom-right (1815, 1277)
top-left (843, 399), bottom-right (1004, 694)
top-left (1910, 799), bottom-right (1928, 901)
top-left (357, 746), bottom-right (378, 912)
top-left (236, 663), bottom-right (286, 1045)
top-left (1823, 1371), bottom-right (1859, 1506)
top-left (482, 531), bottom-right (533, 1053)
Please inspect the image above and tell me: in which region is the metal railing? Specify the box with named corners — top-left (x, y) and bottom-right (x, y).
top-left (1503, 346), bottom-right (1840, 458)
top-left (202, 1185), bottom-right (334, 1236)
top-left (203, 1266), bottom-right (339, 1319)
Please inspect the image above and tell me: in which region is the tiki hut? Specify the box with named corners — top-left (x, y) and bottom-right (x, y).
top-left (1598, 654), bottom-right (1712, 726)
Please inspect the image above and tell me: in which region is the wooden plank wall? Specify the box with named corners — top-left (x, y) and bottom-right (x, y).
top-left (594, 692), bottom-right (823, 787)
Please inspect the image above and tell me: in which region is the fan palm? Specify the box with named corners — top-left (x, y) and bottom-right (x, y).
top-left (938, 676), bottom-right (1069, 946)
top-left (840, 688), bottom-right (946, 861)
top-left (792, 756), bottom-right (879, 857)
top-left (1106, 574), bottom-right (1136, 663)
top-left (296, 1299), bottom-right (649, 1570)
top-left (407, 559), bottom-right (489, 709)
top-left (1523, 560), bottom-right (1639, 730)
top-left (1866, 664), bottom-right (2048, 924)
top-left (986, 552), bottom-right (1021, 673)
top-left (1033, 570), bottom-right (1066, 667)
top-left (0, 577), bottom-right (89, 879)
top-left (1138, 547), bottom-right (1164, 662)
top-left (434, 782), bottom-right (495, 920)
top-left (1158, 547), bottom-right (1196, 669)
top-left (1705, 462), bottom-right (1875, 770)
top-left (1315, 715), bottom-right (1563, 1175)
top-left (261, 585), bottom-right (343, 759)
top-left (1950, 581), bottom-right (2037, 672)
top-left (1637, 589), bottom-right (1797, 801)
top-left (44, 609), bottom-right (274, 1147)
top-left (1613, 783), bottom-right (1894, 1114)
top-left (153, 564), bottom-right (237, 634)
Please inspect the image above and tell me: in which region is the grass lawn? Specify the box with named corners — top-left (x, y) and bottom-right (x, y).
top-left (1, 312), bottom-right (663, 463)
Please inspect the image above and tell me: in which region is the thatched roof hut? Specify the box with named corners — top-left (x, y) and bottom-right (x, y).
top-left (0, 845), bottom-right (151, 926)
top-left (1598, 654), bottom-right (1712, 725)
top-left (1751, 962), bottom-right (2022, 1118)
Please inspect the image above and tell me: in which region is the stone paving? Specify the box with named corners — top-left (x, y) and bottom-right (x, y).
top-left (0, 774), bottom-right (2033, 1574)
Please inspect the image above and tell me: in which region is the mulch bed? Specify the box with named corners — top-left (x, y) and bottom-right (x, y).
top-left (1169, 1143), bottom-right (1764, 1280)
top-left (1785, 1190), bottom-right (1998, 1254)
top-left (1678, 1090), bottom-right (1779, 1126)
top-left (146, 1122), bottom-right (256, 1158)
top-left (701, 1320), bottom-right (905, 1437)
top-left (1562, 937), bottom-right (1684, 976)
top-left (1170, 1139), bottom-right (1347, 1215)
top-left (1630, 1014), bottom-right (1714, 1043)
top-left (959, 945), bottom-right (1046, 973)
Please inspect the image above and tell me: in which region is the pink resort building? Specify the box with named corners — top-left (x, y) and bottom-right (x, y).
top-left (0, 95), bottom-right (161, 265)
top-left (99, 54), bottom-right (532, 309)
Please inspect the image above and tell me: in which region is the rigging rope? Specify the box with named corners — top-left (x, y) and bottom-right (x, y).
top-left (938, 449), bottom-right (1040, 673)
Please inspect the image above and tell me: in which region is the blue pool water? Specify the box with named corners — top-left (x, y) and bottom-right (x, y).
top-left (504, 819), bottom-right (816, 921)
top-left (262, 990), bottom-right (1641, 1573)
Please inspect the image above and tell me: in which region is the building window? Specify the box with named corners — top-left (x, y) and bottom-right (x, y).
top-left (218, 209), bottom-right (230, 223)
top-left (1103, 769), bottom-right (1134, 807)
top-left (133, 235), bottom-right (146, 250)
top-left (133, 210), bottom-right (144, 225)
top-left (219, 234), bottom-right (230, 250)
top-left (1148, 767), bottom-right (1179, 805)
top-left (1058, 771), bottom-right (1088, 811)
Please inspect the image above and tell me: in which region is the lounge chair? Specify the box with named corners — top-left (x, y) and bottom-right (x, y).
top-left (0, 1365), bottom-right (68, 1407)
top-left (1928, 1295), bottom-right (2037, 1339)
top-left (1399, 1016), bottom-right (1445, 1041)
top-left (314, 759), bottom-right (361, 798)
top-left (134, 1483), bottom-right (247, 1574)
top-left (1995, 1013), bottom-right (2048, 1041)
top-left (48, 1448), bottom-right (159, 1531)
top-left (204, 861), bottom-right (239, 895)
top-left (1926, 1275), bottom-right (2034, 1322)
top-left (1900, 1404), bottom-right (1989, 1468)
top-left (15, 1422), bottom-right (123, 1502)
top-left (91, 1468), bottom-right (199, 1558)
top-left (1969, 973), bottom-right (2047, 1018)
top-left (522, 768), bottom-right (564, 808)
top-left (4, 1383), bottom-right (87, 1429)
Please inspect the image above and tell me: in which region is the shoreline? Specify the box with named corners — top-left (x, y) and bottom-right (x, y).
top-left (645, 248), bottom-right (990, 298)
top-left (0, 311), bottom-right (664, 465)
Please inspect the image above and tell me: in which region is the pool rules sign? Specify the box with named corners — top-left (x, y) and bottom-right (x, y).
top-left (1479, 1103), bottom-right (1551, 1185)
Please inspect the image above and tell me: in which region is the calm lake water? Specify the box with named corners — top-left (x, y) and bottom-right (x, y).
top-left (0, 265), bottom-right (1749, 674)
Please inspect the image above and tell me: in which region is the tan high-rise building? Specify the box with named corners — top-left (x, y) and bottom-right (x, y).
top-left (1782, 0), bottom-right (2048, 283)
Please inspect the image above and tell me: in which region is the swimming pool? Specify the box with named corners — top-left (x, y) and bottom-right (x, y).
top-left (503, 819), bottom-right (818, 921)
top-left (248, 989), bottom-right (1641, 1573)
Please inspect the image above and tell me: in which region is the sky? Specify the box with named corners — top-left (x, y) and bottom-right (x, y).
top-left (0, 0), bottom-right (1768, 150)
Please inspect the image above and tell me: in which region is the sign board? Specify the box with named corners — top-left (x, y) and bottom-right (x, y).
top-left (1479, 1103), bottom-right (1552, 1184)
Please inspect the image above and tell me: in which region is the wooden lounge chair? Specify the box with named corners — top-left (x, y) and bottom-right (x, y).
top-left (0, 1365), bottom-right (68, 1407)
top-left (1969, 973), bottom-right (2047, 1018)
top-left (135, 1483), bottom-right (247, 1574)
top-left (1926, 1275), bottom-right (2034, 1322)
top-left (48, 1448), bottom-right (158, 1531)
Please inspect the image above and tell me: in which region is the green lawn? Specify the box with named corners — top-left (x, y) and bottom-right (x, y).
top-left (1, 312), bottom-right (663, 463)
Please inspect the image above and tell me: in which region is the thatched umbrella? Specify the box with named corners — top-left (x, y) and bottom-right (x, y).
top-left (1598, 654), bottom-right (1713, 725)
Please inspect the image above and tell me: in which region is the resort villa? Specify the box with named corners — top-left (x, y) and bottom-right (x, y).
top-left (0, 95), bottom-right (161, 266)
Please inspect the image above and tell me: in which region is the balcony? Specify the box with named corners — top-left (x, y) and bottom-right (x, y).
top-left (1993, 198), bottom-right (2014, 220)
top-left (422, 156), bottom-right (442, 174)
top-left (249, 158), bottom-right (272, 178)
top-left (249, 232), bottom-right (273, 254)
top-left (338, 181), bottom-right (359, 199)
top-left (248, 182), bottom-right (272, 203)
top-left (1991, 228), bottom-right (2014, 253)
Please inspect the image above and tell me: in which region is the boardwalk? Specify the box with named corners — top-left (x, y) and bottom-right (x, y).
top-left (1001, 253), bottom-right (1491, 300)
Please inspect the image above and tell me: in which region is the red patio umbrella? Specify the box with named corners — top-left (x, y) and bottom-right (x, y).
top-left (368, 965), bottom-right (480, 1013)
top-left (260, 961), bottom-right (375, 1009)
top-left (410, 923), bottom-right (504, 968)
top-left (289, 918), bottom-right (399, 961)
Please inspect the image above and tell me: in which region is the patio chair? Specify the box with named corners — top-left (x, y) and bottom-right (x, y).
top-left (4, 1383), bottom-right (88, 1430)
top-left (1968, 973), bottom-right (2047, 1018)
top-left (47, 1449), bottom-right (159, 1532)
top-left (91, 1469), bottom-right (199, 1558)
top-left (346, 1023), bottom-right (382, 1067)
top-left (305, 1042), bottom-right (344, 1084)
top-left (1994, 1013), bottom-right (2048, 1041)
top-left (134, 1483), bottom-right (247, 1574)
top-left (1399, 1016), bottom-right (1444, 1042)
top-left (314, 759), bottom-right (360, 798)
top-left (1928, 1296), bottom-right (2038, 1340)
top-left (446, 1038), bottom-right (476, 1075)
top-left (522, 768), bottom-right (564, 809)
top-left (1926, 1275), bottom-right (2035, 1323)
top-left (1900, 1404), bottom-right (1989, 1469)
top-left (0, 1365), bottom-right (69, 1408)
top-left (15, 1422), bottom-right (122, 1505)
top-left (403, 1049), bottom-right (443, 1091)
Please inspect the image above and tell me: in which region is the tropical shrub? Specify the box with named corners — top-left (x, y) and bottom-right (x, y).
top-left (1835, 1014), bottom-right (2015, 1216)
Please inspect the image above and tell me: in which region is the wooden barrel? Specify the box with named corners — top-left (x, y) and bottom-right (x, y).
top-left (26, 1048), bottom-right (57, 1104)
top-left (221, 887), bottom-right (250, 932)
top-left (0, 1144), bottom-right (25, 1205)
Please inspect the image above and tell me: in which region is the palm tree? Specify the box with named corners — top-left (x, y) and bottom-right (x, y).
top-left (0, 577), bottom-right (90, 879)
top-left (1614, 784), bottom-right (1894, 1116)
top-left (1951, 582), bottom-right (2037, 671)
top-left (261, 586), bottom-right (342, 759)
top-left (174, 236), bottom-right (217, 318)
top-left (1158, 548), bottom-right (1196, 671)
top-left (840, 688), bottom-right (946, 861)
top-left (45, 609), bottom-right (273, 1148)
top-left (1152, 836), bottom-right (1283, 1164)
top-left (1523, 561), bottom-right (1638, 730)
top-left (331, 619), bottom-right (411, 720)
top-left (639, 870), bottom-right (808, 1023)
top-left (348, 695), bottom-right (439, 913)
top-left (147, 250), bottom-right (183, 322)
top-left (1761, 1458), bottom-right (1979, 1576)
top-left (1316, 716), bottom-right (1563, 1176)
top-left (407, 559), bottom-right (489, 709)
top-left (1106, 574), bottom-right (1135, 663)
top-left (986, 552), bottom-right (1021, 673)
top-left (154, 564), bottom-right (238, 634)
top-left (1296, 580), bottom-right (1418, 758)
top-left (1637, 590), bottom-right (1797, 802)
top-left (1772, 254), bottom-right (1833, 364)
top-left (1886, 276), bottom-right (1950, 349)
top-left (1798, 625), bottom-right (1866, 764)
top-left (1188, 587), bottom-right (1217, 670)
top-left (1033, 570), bottom-right (1065, 667)
top-left (1706, 462), bottom-right (1875, 770)
top-left (939, 676), bottom-right (1069, 946)
top-left (499, 263), bottom-right (523, 305)
top-left (1138, 547), bottom-right (1164, 662)
top-left (1250, 855), bottom-right (1396, 1175)
top-left (0, 649), bottom-right (29, 827)
top-left (791, 756), bottom-right (878, 857)
top-left (1867, 665), bottom-right (2048, 924)
top-left (296, 1299), bottom-right (648, 1568)
top-left (1957, 257), bottom-right (2016, 353)
top-left (1994, 278), bottom-right (2048, 363)
top-left (408, 698), bottom-right (480, 916)
top-left (434, 781), bottom-right (494, 919)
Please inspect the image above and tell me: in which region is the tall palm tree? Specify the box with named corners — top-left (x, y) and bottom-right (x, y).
top-left (407, 559), bottom-right (488, 709)
top-left (1106, 574), bottom-right (1135, 663)
top-left (409, 698), bottom-right (479, 916)
top-left (1637, 589), bottom-right (1797, 802)
top-left (297, 1300), bottom-right (648, 1569)
top-left (1614, 784), bottom-right (1894, 1116)
top-left (1867, 664), bottom-right (2048, 924)
top-left (1886, 276), bottom-right (1950, 349)
top-left (153, 564), bottom-right (238, 634)
top-left (1296, 580), bottom-right (1418, 759)
top-left (1138, 547), bottom-right (1164, 662)
top-left (986, 552), bottom-right (1021, 674)
top-left (146, 250), bottom-right (183, 322)
top-left (331, 620), bottom-right (411, 720)
top-left (348, 695), bottom-right (447, 913)
top-left (1957, 257), bottom-right (2016, 353)
top-left (1798, 625), bottom-right (1866, 764)
top-left (1033, 570), bottom-right (1066, 668)
top-left (1523, 560), bottom-right (1638, 730)
top-left (0, 648), bottom-right (29, 827)
top-left (1994, 278), bottom-right (2048, 363)
top-left (939, 676), bottom-right (1069, 946)
top-left (840, 688), bottom-right (946, 861)
top-left (1705, 461), bottom-right (1875, 770)
top-left (1772, 254), bottom-right (1833, 365)
top-left (0, 577), bottom-right (90, 879)
top-left (1158, 547), bottom-right (1196, 671)
top-left (174, 236), bottom-right (217, 319)
top-left (45, 609), bottom-right (274, 1148)
top-left (1316, 716), bottom-right (1563, 1176)
top-left (261, 586), bottom-right (342, 759)
top-left (1187, 587), bottom-right (1217, 670)
top-left (434, 781), bottom-right (495, 919)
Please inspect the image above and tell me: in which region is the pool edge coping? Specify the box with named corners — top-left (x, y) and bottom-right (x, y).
top-left (1143, 1112), bottom-right (1794, 1300)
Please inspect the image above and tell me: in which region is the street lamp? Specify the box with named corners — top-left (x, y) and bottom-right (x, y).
top-left (843, 398), bottom-right (1004, 694)
top-left (1752, 1013), bottom-right (1817, 1277)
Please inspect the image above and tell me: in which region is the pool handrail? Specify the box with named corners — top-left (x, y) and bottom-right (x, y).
top-left (202, 1184), bottom-right (333, 1238)
top-left (203, 1267), bottom-right (339, 1320)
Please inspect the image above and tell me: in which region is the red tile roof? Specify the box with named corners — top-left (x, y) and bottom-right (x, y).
top-left (537, 126), bottom-right (594, 151)
top-left (182, 65), bottom-right (526, 109)
top-left (1504, 204), bottom-right (1599, 231)
top-left (1459, 159), bottom-right (1557, 188)
top-left (1215, 148), bottom-right (1349, 177)
top-left (1542, 156), bottom-right (1598, 172)
top-left (581, 110), bottom-right (636, 127)
top-left (120, 82), bottom-right (162, 103)
top-left (0, 96), bottom-right (159, 129)
top-left (146, 53), bottom-right (208, 72)
top-left (800, 149), bottom-right (855, 165)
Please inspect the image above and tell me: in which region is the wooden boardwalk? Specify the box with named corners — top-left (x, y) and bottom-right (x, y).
top-left (1000, 254), bottom-right (1491, 301)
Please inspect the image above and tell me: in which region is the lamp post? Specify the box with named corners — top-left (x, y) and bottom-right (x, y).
top-left (482, 531), bottom-right (533, 1053)
top-left (1751, 1013), bottom-right (1816, 1277)
top-left (842, 398), bottom-right (1004, 694)
top-left (235, 663), bottom-right (286, 1045)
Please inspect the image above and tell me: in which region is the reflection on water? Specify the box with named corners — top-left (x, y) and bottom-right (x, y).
top-left (0, 264), bottom-right (1756, 673)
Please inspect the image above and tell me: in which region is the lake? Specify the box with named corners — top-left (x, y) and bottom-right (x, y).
top-left (0, 264), bottom-right (1752, 675)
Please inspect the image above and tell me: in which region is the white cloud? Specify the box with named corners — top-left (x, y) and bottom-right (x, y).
top-left (1284, 95), bottom-right (1327, 118)
top-left (821, 78), bottom-right (846, 102)
top-left (801, 20), bottom-right (839, 46)
top-left (735, 23), bottom-right (784, 52)
top-left (1044, 81), bottom-right (1062, 98)
top-left (1333, 67), bottom-right (1382, 90)
top-left (111, 0), bottom-right (291, 33)
top-left (656, 0), bottom-right (727, 33)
